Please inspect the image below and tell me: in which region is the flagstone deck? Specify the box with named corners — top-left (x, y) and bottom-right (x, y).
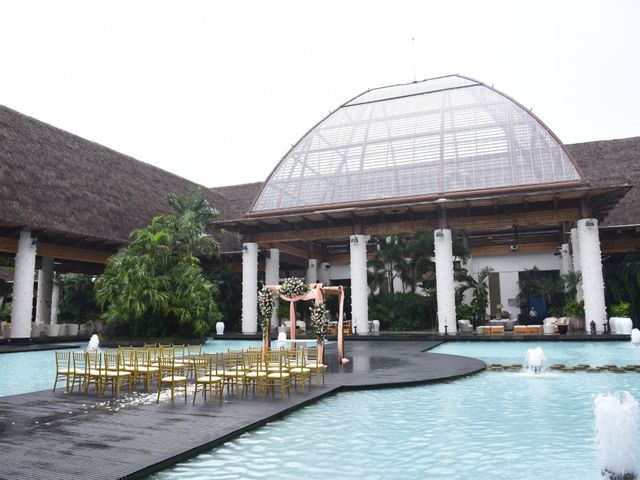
top-left (0, 341), bottom-right (485, 480)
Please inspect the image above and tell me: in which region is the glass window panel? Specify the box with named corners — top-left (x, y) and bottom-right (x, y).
top-left (252, 76), bottom-right (582, 212)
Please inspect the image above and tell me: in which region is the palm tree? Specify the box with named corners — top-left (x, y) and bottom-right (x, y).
top-left (368, 236), bottom-right (411, 295)
top-left (463, 266), bottom-right (493, 319)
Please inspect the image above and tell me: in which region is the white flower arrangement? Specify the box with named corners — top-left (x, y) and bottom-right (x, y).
top-left (279, 277), bottom-right (309, 298)
top-left (257, 285), bottom-right (274, 327)
top-left (309, 304), bottom-right (331, 342)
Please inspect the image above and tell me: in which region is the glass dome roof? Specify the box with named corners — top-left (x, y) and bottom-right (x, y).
top-left (251, 75), bottom-right (582, 213)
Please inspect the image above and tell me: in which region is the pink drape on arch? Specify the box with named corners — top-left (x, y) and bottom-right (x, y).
top-left (266, 283), bottom-right (347, 364)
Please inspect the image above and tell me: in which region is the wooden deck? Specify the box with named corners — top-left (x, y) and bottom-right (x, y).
top-left (0, 341), bottom-right (485, 480)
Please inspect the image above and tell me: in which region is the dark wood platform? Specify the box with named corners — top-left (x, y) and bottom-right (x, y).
top-left (0, 341), bottom-right (485, 480)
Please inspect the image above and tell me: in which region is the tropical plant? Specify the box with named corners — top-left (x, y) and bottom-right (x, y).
top-left (0, 302), bottom-right (11, 323)
top-left (564, 300), bottom-right (585, 317)
top-left (368, 232), bottom-right (469, 295)
top-left (57, 274), bottom-right (100, 324)
top-left (610, 301), bottom-right (632, 318)
top-left (368, 236), bottom-right (412, 295)
top-left (369, 293), bottom-right (437, 331)
top-left (0, 276), bottom-right (10, 307)
top-left (536, 275), bottom-right (565, 314)
top-left (464, 266), bottom-right (494, 320)
top-left (604, 253), bottom-right (640, 324)
top-left (208, 266), bottom-right (242, 332)
top-left (561, 271), bottom-right (582, 300)
top-left (95, 189), bottom-right (221, 338)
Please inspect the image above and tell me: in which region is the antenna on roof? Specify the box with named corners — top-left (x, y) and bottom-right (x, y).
top-left (411, 37), bottom-right (417, 82)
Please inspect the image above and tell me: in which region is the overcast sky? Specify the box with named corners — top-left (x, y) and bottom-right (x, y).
top-left (1, 1), bottom-right (639, 188)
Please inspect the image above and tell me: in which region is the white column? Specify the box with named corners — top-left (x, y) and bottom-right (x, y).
top-left (306, 258), bottom-right (318, 284)
top-left (265, 248), bottom-right (280, 329)
top-left (10, 230), bottom-right (37, 340)
top-left (559, 243), bottom-right (572, 276)
top-left (241, 242), bottom-right (258, 334)
top-left (350, 235), bottom-right (369, 335)
top-left (578, 218), bottom-right (607, 332)
top-left (35, 256), bottom-right (54, 325)
top-left (435, 228), bottom-right (456, 334)
top-left (50, 280), bottom-right (60, 325)
top-left (318, 262), bottom-right (331, 286)
top-left (570, 227), bottom-right (584, 302)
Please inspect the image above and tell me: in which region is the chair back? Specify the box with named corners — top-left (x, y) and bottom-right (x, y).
top-left (267, 349), bottom-right (285, 373)
top-left (187, 344), bottom-right (202, 357)
top-left (172, 344), bottom-right (185, 359)
top-left (72, 352), bottom-right (87, 373)
top-left (55, 351), bottom-right (71, 372)
top-left (158, 357), bottom-right (178, 380)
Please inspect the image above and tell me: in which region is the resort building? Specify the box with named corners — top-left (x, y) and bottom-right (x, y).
top-left (0, 74), bottom-right (639, 341)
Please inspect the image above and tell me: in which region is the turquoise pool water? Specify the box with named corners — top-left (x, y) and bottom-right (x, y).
top-left (0, 339), bottom-right (261, 397)
top-left (432, 341), bottom-right (639, 367)
top-left (150, 341), bottom-right (640, 480)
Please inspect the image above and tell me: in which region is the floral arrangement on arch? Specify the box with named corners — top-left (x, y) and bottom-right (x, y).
top-left (257, 285), bottom-right (275, 327)
top-left (279, 277), bottom-right (309, 298)
top-left (309, 304), bottom-right (331, 342)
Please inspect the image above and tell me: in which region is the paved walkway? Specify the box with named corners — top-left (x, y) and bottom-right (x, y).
top-left (0, 341), bottom-right (484, 480)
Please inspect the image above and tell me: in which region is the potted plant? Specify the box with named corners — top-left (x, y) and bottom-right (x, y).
top-left (610, 302), bottom-right (632, 334)
top-left (564, 300), bottom-right (585, 333)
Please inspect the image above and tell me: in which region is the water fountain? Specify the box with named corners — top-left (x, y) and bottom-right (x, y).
top-left (86, 334), bottom-right (100, 351)
top-left (631, 329), bottom-right (640, 347)
top-left (594, 391), bottom-right (639, 480)
top-left (524, 347), bottom-right (547, 373)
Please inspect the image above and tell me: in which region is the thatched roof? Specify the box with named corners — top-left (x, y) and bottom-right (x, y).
top-left (0, 105), bottom-right (228, 244)
top-left (209, 182), bottom-right (263, 252)
top-left (566, 136), bottom-right (640, 226)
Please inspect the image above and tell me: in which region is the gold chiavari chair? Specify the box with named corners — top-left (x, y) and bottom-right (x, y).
top-left (86, 351), bottom-right (105, 396)
top-left (103, 351), bottom-right (132, 398)
top-left (185, 344), bottom-right (203, 378)
top-left (265, 349), bottom-right (290, 400)
top-left (242, 350), bottom-right (267, 398)
top-left (288, 347), bottom-right (311, 392)
top-left (157, 356), bottom-right (188, 403)
top-left (53, 351), bottom-right (72, 392)
top-left (70, 351), bottom-right (90, 393)
top-left (306, 346), bottom-right (327, 384)
top-left (130, 349), bottom-right (159, 391)
top-left (221, 351), bottom-right (245, 396)
top-left (192, 353), bottom-right (224, 404)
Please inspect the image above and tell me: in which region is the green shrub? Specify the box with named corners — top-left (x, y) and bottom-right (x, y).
top-left (564, 300), bottom-right (585, 317)
top-left (0, 302), bottom-right (11, 323)
top-left (95, 188), bottom-right (221, 339)
top-left (369, 293), bottom-right (436, 331)
top-left (456, 303), bottom-right (474, 320)
top-left (57, 274), bottom-right (100, 324)
top-left (610, 302), bottom-right (632, 317)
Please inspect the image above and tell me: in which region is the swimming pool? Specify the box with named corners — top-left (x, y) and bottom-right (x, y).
top-left (432, 340), bottom-right (639, 367)
top-left (0, 339), bottom-right (261, 397)
top-left (150, 341), bottom-right (640, 480)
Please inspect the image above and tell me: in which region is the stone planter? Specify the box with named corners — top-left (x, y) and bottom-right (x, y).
top-left (616, 317), bottom-right (633, 335)
top-left (79, 324), bottom-right (94, 336)
top-left (569, 316), bottom-right (585, 332)
top-left (66, 324), bottom-right (79, 336)
top-left (558, 324), bottom-right (569, 335)
top-left (215, 321), bottom-right (225, 335)
top-left (46, 324), bottom-right (61, 337)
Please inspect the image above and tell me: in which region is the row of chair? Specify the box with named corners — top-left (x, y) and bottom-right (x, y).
top-left (53, 344), bottom-right (327, 404)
